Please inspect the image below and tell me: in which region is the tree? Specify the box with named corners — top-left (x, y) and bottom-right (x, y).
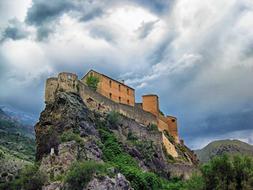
top-left (86, 75), bottom-right (99, 90)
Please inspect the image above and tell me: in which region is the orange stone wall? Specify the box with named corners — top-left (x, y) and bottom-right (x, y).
top-left (82, 71), bottom-right (135, 106)
top-left (142, 95), bottom-right (159, 117)
top-left (165, 116), bottom-right (179, 143)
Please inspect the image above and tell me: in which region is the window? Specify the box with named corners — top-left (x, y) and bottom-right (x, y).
top-left (90, 72), bottom-right (93, 77)
top-left (109, 80), bottom-right (112, 87)
top-left (119, 96), bottom-right (121, 103)
top-left (127, 99), bottom-right (130, 104)
top-left (118, 84), bottom-right (121, 91)
top-left (171, 119), bottom-right (176, 122)
top-left (109, 93), bottom-right (112, 99)
top-left (127, 88), bottom-right (129, 95)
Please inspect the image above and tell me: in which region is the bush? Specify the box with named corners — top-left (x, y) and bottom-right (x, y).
top-left (99, 127), bottom-right (165, 190)
top-left (60, 130), bottom-right (83, 145)
top-left (147, 123), bottom-right (158, 131)
top-left (106, 111), bottom-right (121, 127)
top-left (6, 164), bottom-right (47, 190)
top-left (65, 161), bottom-right (109, 190)
top-left (183, 173), bottom-right (204, 190)
top-left (127, 131), bottom-right (138, 141)
top-left (86, 75), bottom-right (99, 90)
top-left (200, 154), bottom-right (253, 190)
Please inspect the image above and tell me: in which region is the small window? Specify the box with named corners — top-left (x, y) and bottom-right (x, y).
top-left (109, 80), bottom-right (112, 87)
top-left (127, 88), bottom-right (129, 95)
top-left (118, 84), bottom-right (121, 91)
top-left (109, 93), bottom-right (112, 99)
top-left (119, 96), bottom-right (121, 103)
top-left (90, 72), bottom-right (93, 77)
top-left (127, 99), bottom-right (130, 104)
top-left (171, 119), bottom-right (176, 122)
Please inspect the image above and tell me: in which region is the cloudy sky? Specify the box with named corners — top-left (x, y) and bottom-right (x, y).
top-left (0, 0), bottom-right (253, 149)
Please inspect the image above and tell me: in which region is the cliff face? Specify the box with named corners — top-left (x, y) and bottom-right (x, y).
top-left (35, 91), bottom-right (198, 189)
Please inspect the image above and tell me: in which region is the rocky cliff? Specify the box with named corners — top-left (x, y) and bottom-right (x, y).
top-left (35, 91), bottom-right (198, 189)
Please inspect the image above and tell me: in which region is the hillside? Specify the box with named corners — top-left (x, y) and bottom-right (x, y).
top-left (195, 139), bottom-right (253, 163)
top-left (32, 91), bottom-right (198, 189)
top-left (0, 108), bottom-right (35, 184)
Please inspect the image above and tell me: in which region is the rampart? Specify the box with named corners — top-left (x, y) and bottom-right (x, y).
top-left (45, 73), bottom-right (157, 127)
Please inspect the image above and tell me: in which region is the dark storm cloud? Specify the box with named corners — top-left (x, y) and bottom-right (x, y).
top-left (36, 26), bottom-right (53, 41)
top-left (26, 0), bottom-right (74, 26)
top-left (25, 0), bottom-right (108, 40)
top-left (1, 19), bottom-right (29, 42)
top-left (133, 0), bottom-right (175, 15)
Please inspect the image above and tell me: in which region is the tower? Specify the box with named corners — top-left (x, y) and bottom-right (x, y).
top-left (142, 94), bottom-right (159, 117)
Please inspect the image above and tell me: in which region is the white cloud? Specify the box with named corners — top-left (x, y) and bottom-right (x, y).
top-left (1, 0), bottom-right (253, 148)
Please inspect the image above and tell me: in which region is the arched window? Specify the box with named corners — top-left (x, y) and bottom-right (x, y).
top-left (109, 93), bottom-right (112, 99)
top-left (119, 96), bottom-right (121, 103)
top-left (118, 84), bottom-right (121, 91)
top-left (109, 80), bottom-right (112, 87)
top-left (127, 99), bottom-right (130, 104)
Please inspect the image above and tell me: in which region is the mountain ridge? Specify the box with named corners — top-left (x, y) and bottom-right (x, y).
top-left (195, 139), bottom-right (253, 163)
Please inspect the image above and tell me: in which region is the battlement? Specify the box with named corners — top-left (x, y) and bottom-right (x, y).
top-left (45, 70), bottom-right (180, 143)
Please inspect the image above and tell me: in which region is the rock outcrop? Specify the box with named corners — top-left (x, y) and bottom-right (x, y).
top-left (35, 91), bottom-right (198, 189)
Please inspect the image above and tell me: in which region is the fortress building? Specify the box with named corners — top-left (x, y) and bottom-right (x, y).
top-left (82, 70), bottom-right (135, 106)
top-left (45, 70), bottom-right (179, 143)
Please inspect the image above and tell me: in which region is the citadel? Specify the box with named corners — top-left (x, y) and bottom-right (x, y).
top-left (45, 70), bottom-right (180, 155)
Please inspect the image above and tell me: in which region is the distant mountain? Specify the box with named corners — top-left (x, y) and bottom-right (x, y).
top-left (0, 105), bottom-right (37, 125)
top-left (0, 108), bottom-right (35, 184)
top-left (195, 139), bottom-right (253, 163)
top-left (0, 107), bottom-right (35, 138)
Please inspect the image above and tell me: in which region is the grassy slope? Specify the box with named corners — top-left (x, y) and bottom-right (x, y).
top-left (0, 109), bottom-right (35, 184)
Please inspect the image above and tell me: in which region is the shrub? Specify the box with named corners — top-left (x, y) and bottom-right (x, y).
top-left (86, 75), bottom-right (99, 90)
top-left (65, 161), bottom-right (109, 190)
top-left (106, 111), bottom-right (121, 127)
top-left (200, 154), bottom-right (253, 190)
top-left (127, 131), bottom-right (138, 141)
top-left (183, 173), bottom-right (204, 190)
top-left (147, 123), bottom-right (158, 131)
top-left (8, 164), bottom-right (47, 190)
top-left (60, 130), bottom-right (83, 145)
top-left (99, 127), bottom-right (165, 190)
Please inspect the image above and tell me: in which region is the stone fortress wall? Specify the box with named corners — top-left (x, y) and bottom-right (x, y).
top-left (45, 72), bottom-right (179, 144)
top-left (45, 72), bottom-right (157, 127)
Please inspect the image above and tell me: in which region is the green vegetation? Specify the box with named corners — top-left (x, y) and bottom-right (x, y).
top-left (127, 131), bottom-right (138, 141)
top-left (147, 123), bottom-right (158, 131)
top-left (60, 130), bottom-right (83, 145)
top-left (106, 111), bottom-right (121, 127)
top-left (195, 139), bottom-right (253, 163)
top-left (0, 164), bottom-right (47, 190)
top-left (99, 127), bottom-right (163, 189)
top-left (86, 75), bottom-right (99, 90)
top-left (65, 161), bottom-right (111, 190)
top-left (201, 154), bottom-right (253, 190)
top-left (0, 131), bottom-right (35, 162)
